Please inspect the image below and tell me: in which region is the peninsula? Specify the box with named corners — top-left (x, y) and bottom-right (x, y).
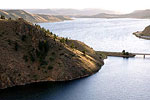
top-left (0, 18), bottom-right (104, 89)
top-left (133, 25), bottom-right (150, 40)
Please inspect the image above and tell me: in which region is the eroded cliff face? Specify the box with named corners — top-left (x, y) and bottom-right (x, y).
top-left (0, 19), bottom-right (104, 89)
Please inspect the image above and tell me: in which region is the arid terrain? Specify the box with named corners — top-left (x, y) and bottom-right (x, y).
top-left (0, 18), bottom-right (104, 89)
top-left (0, 10), bottom-right (71, 23)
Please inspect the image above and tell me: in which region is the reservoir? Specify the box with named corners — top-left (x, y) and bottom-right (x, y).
top-left (1, 18), bottom-right (150, 100)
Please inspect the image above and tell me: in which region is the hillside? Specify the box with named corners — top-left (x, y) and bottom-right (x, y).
top-left (0, 19), bottom-right (104, 89)
top-left (79, 13), bottom-right (121, 18)
top-left (24, 8), bottom-right (117, 16)
top-left (79, 9), bottom-right (150, 19)
top-left (0, 10), bottom-right (71, 23)
top-left (124, 9), bottom-right (150, 18)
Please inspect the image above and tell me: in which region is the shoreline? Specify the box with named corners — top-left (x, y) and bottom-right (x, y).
top-left (37, 18), bottom-right (73, 23)
top-left (133, 32), bottom-right (150, 40)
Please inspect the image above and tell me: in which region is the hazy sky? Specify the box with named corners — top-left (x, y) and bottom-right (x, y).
top-left (1, 0), bottom-right (150, 13)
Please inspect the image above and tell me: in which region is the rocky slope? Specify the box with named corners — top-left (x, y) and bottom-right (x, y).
top-left (133, 25), bottom-right (150, 40)
top-left (0, 19), bottom-right (104, 89)
top-left (0, 10), bottom-right (71, 23)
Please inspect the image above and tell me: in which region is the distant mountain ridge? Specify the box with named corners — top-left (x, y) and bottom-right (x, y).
top-left (0, 10), bottom-right (71, 23)
top-left (2, 9), bottom-right (150, 21)
top-left (24, 8), bottom-right (118, 16)
top-left (79, 9), bottom-right (150, 19)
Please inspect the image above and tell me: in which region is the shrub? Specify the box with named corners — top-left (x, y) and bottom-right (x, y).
top-left (46, 29), bottom-right (50, 33)
top-left (35, 24), bottom-right (41, 29)
top-left (41, 27), bottom-right (47, 33)
top-left (82, 50), bottom-right (86, 56)
top-left (125, 52), bottom-right (129, 55)
top-left (44, 41), bottom-right (49, 53)
top-left (38, 40), bottom-right (49, 55)
top-left (40, 60), bottom-right (48, 66)
top-left (60, 53), bottom-right (64, 56)
top-left (7, 39), bottom-right (11, 45)
top-left (122, 50), bottom-right (125, 55)
top-left (70, 43), bottom-right (75, 49)
top-left (0, 15), bottom-right (5, 19)
top-left (18, 74), bottom-right (21, 77)
top-left (27, 66), bottom-right (30, 68)
top-left (46, 29), bottom-right (53, 35)
top-left (30, 53), bottom-right (35, 62)
top-left (37, 40), bottom-right (49, 64)
top-left (14, 42), bottom-right (18, 51)
top-left (33, 75), bottom-right (38, 80)
top-left (38, 40), bottom-right (43, 51)
top-left (38, 67), bottom-right (40, 70)
top-left (23, 55), bottom-right (28, 62)
top-left (44, 71), bottom-right (47, 73)
top-left (65, 37), bottom-right (68, 42)
top-left (50, 32), bottom-right (53, 35)
top-left (122, 50), bottom-right (129, 55)
top-left (51, 52), bottom-right (55, 55)
top-left (36, 49), bottom-right (40, 57)
top-left (49, 56), bottom-right (55, 61)
top-left (21, 35), bottom-right (27, 41)
top-left (53, 34), bottom-right (57, 41)
top-left (60, 38), bottom-right (65, 43)
top-left (38, 40), bottom-right (49, 53)
top-left (18, 18), bottom-right (24, 21)
top-left (48, 65), bottom-right (53, 70)
top-left (16, 32), bottom-right (19, 35)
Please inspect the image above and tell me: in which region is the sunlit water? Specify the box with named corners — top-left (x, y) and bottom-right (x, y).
top-left (39, 18), bottom-right (150, 53)
top-left (1, 18), bottom-right (150, 100)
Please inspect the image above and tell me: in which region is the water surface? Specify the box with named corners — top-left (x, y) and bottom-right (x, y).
top-left (39, 18), bottom-right (150, 53)
top-left (1, 18), bottom-right (150, 100)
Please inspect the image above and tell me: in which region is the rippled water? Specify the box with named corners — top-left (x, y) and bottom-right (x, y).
top-left (39, 18), bottom-right (150, 53)
top-left (1, 18), bottom-right (150, 100)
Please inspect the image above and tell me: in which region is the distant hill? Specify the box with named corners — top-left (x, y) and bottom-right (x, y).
top-left (79, 9), bottom-right (150, 19)
top-left (0, 10), bottom-right (71, 23)
top-left (80, 13), bottom-right (121, 18)
top-left (24, 8), bottom-right (117, 16)
top-left (123, 9), bottom-right (150, 18)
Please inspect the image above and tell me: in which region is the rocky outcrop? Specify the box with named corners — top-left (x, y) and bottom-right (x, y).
top-left (0, 19), bottom-right (104, 89)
